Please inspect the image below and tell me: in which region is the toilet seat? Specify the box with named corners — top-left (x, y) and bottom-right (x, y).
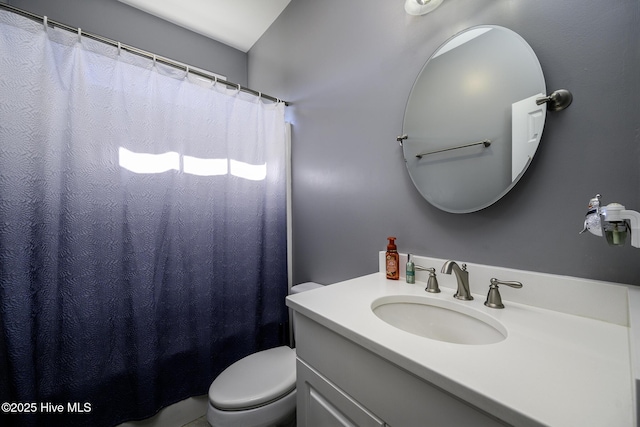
top-left (209, 346), bottom-right (296, 410)
top-left (207, 389), bottom-right (296, 427)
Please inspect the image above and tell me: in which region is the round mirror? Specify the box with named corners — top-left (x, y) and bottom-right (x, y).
top-left (402, 26), bottom-right (547, 213)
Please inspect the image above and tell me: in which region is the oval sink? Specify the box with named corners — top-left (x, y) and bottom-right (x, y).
top-left (372, 295), bottom-right (507, 345)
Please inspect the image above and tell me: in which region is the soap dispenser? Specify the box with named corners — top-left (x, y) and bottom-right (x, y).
top-left (406, 254), bottom-right (415, 284)
top-left (386, 237), bottom-right (399, 280)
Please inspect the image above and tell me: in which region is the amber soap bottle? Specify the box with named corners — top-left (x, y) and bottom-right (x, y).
top-left (386, 237), bottom-right (399, 280)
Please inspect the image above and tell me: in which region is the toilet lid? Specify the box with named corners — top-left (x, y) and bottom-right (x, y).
top-left (209, 346), bottom-right (296, 410)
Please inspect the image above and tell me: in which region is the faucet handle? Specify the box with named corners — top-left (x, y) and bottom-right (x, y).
top-left (425, 268), bottom-right (440, 294)
top-left (415, 265), bottom-right (441, 293)
top-left (490, 278), bottom-right (523, 289)
top-left (484, 278), bottom-right (523, 309)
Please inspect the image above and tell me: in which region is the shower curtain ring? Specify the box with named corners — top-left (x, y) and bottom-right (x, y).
top-left (43, 16), bottom-right (48, 31)
top-left (117, 42), bottom-right (122, 56)
top-left (152, 54), bottom-right (156, 66)
top-left (77, 27), bottom-right (82, 43)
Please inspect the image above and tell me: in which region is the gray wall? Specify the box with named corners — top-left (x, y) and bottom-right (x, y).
top-left (249, 0), bottom-right (640, 286)
top-left (7, 0), bottom-right (248, 85)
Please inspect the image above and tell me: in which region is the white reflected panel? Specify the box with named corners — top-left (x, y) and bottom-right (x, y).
top-left (183, 155), bottom-right (228, 176)
top-left (230, 160), bottom-right (266, 181)
top-left (512, 94), bottom-right (546, 181)
top-left (119, 147), bottom-right (179, 174)
top-left (432, 27), bottom-right (492, 59)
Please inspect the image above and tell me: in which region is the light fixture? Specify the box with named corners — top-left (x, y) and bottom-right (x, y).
top-left (404, 0), bottom-right (444, 16)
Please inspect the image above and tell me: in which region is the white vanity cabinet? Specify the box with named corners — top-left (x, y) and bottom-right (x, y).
top-left (294, 313), bottom-right (508, 427)
top-left (287, 257), bottom-right (635, 426)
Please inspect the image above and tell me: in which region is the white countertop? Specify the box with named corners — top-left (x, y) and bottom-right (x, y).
top-left (287, 258), bottom-right (635, 427)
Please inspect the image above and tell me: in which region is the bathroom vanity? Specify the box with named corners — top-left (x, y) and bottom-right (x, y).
top-left (286, 253), bottom-right (637, 426)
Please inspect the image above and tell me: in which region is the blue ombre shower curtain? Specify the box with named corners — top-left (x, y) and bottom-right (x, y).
top-left (0, 10), bottom-right (288, 427)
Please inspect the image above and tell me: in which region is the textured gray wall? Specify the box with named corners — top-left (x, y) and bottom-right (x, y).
top-left (249, 0), bottom-right (640, 286)
top-left (7, 0), bottom-right (248, 85)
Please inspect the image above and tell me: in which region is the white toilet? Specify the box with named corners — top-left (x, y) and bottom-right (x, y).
top-left (207, 282), bottom-right (323, 427)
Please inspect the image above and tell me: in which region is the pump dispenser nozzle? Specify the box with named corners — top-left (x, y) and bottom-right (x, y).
top-left (387, 237), bottom-right (397, 251)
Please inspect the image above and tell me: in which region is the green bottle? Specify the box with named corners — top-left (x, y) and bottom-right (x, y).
top-left (406, 254), bottom-right (415, 284)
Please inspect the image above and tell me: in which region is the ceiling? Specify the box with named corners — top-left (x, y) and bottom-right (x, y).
top-left (117, 0), bottom-right (291, 53)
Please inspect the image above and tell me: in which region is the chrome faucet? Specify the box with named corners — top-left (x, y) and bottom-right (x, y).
top-left (441, 260), bottom-right (473, 300)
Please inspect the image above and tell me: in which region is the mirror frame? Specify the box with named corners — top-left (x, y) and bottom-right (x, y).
top-left (402, 25), bottom-right (547, 213)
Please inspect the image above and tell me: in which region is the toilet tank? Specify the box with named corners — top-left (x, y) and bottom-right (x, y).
top-left (290, 282), bottom-right (323, 294)
top-left (289, 282), bottom-right (323, 346)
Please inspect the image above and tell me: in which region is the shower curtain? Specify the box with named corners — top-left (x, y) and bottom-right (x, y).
top-left (0, 10), bottom-right (288, 427)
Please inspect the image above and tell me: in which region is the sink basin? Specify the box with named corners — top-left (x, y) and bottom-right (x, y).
top-left (372, 295), bottom-right (507, 345)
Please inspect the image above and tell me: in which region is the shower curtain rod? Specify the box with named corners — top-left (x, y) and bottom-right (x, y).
top-left (0, 3), bottom-right (288, 106)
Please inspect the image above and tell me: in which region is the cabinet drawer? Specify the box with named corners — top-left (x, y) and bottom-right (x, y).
top-left (294, 313), bottom-right (508, 426)
top-left (297, 359), bottom-right (386, 427)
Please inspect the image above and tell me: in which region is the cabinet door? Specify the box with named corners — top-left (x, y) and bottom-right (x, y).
top-left (297, 359), bottom-right (386, 427)
top-left (295, 313), bottom-right (509, 427)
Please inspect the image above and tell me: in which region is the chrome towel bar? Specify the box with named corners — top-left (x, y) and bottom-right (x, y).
top-left (416, 139), bottom-right (491, 159)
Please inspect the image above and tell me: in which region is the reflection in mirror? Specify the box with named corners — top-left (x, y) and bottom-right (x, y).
top-left (402, 26), bottom-right (546, 213)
